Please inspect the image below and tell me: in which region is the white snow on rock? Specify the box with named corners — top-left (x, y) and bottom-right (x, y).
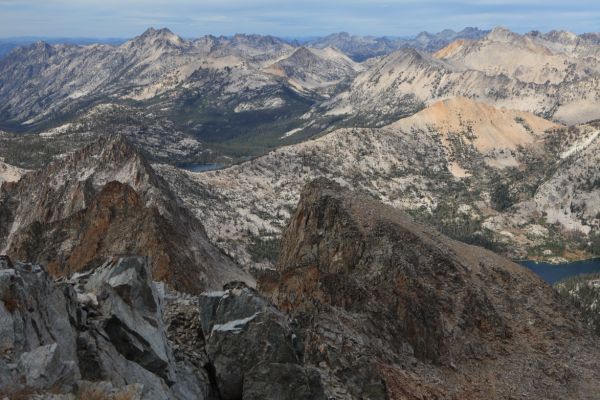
top-left (211, 312), bottom-right (261, 335)
top-left (0, 161), bottom-right (25, 185)
top-left (281, 128), bottom-right (302, 139)
top-left (561, 130), bottom-right (600, 159)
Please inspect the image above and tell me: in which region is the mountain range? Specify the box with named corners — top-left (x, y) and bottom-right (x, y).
top-left (2, 26), bottom-right (600, 264)
top-left (2, 26), bottom-right (600, 161)
top-left (0, 37), bottom-right (126, 58)
top-left (307, 27), bottom-right (489, 61)
top-left (2, 24), bottom-right (600, 399)
top-left (155, 96), bottom-right (600, 271)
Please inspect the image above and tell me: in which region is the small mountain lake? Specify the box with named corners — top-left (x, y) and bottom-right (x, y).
top-left (178, 163), bottom-right (224, 172)
top-left (519, 258), bottom-right (600, 285)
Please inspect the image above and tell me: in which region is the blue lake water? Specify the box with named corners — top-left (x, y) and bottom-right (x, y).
top-left (519, 258), bottom-right (600, 284)
top-left (178, 163), bottom-right (224, 172)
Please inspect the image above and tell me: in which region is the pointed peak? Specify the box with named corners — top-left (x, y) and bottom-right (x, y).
top-left (415, 31), bottom-right (432, 40)
top-left (90, 134), bottom-right (142, 160)
top-left (291, 46), bottom-right (316, 57)
top-left (392, 47), bottom-right (428, 62)
top-left (275, 46), bottom-right (320, 67)
top-left (131, 27), bottom-right (184, 47)
top-left (487, 26), bottom-right (519, 42)
top-left (19, 40), bottom-right (54, 55)
top-left (57, 134), bottom-right (147, 173)
top-left (543, 30), bottom-right (579, 44)
top-left (439, 29), bottom-right (457, 36)
top-left (140, 27), bottom-right (174, 37)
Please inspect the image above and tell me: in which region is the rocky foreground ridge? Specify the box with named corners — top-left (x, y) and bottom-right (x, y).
top-left (1, 177), bottom-right (600, 399)
top-left (0, 256), bottom-right (321, 399)
top-left (260, 179), bottom-right (600, 399)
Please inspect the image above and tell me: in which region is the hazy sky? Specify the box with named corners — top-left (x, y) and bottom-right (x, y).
top-left (1, 0), bottom-right (599, 38)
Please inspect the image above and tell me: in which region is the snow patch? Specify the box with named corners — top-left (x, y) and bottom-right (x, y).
top-left (68, 89), bottom-right (89, 99)
top-left (234, 97), bottom-right (285, 113)
top-left (202, 290), bottom-right (227, 298)
top-left (211, 312), bottom-right (260, 335)
top-left (281, 128), bottom-right (302, 139)
top-left (560, 130), bottom-right (600, 159)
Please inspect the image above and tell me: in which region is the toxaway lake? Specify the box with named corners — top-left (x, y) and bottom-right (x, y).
top-left (177, 163), bottom-right (224, 172)
top-left (520, 258), bottom-right (600, 284)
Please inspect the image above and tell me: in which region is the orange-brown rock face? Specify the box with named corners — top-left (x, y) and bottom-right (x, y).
top-left (260, 178), bottom-right (600, 399)
top-left (0, 136), bottom-right (252, 293)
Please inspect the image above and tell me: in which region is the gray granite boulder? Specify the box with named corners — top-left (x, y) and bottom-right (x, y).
top-left (198, 283), bottom-right (325, 400)
top-left (0, 256), bottom-right (209, 399)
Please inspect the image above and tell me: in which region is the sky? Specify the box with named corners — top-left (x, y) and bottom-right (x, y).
top-left (1, 0), bottom-right (600, 39)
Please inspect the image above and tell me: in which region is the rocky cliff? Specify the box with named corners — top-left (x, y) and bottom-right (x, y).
top-left (0, 135), bottom-right (252, 293)
top-left (0, 256), bottom-right (194, 399)
top-left (260, 178), bottom-right (600, 399)
top-left (0, 255), bottom-right (324, 399)
top-left (2, 178), bottom-right (600, 399)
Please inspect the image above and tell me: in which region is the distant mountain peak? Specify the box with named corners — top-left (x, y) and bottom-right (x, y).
top-left (487, 26), bottom-right (519, 42)
top-left (20, 40), bottom-right (54, 54)
top-left (543, 29), bottom-right (579, 44)
top-left (326, 32), bottom-right (352, 38)
top-left (388, 47), bottom-right (430, 64)
top-left (415, 31), bottom-right (434, 40)
top-left (230, 33), bottom-right (286, 47)
top-left (131, 27), bottom-right (184, 48)
top-left (140, 27), bottom-right (175, 37)
top-left (489, 26), bottom-right (512, 34)
top-left (289, 46), bottom-right (317, 58)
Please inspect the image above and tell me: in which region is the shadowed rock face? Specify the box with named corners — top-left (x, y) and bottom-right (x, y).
top-left (197, 283), bottom-right (325, 400)
top-left (0, 255), bottom-right (326, 399)
top-left (260, 178), bottom-right (600, 399)
top-left (0, 135), bottom-right (253, 293)
top-left (0, 256), bottom-right (199, 399)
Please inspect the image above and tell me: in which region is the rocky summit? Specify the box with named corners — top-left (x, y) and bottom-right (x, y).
top-left (2, 178), bottom-right (600, 399)
top-left (0, 135), bottom-right (252, 293)
top-left (261, 178), bottom-right (600, 399)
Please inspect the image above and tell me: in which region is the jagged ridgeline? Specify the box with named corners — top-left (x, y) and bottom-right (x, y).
top-left (0, 27), bottom-right (489, 133)
top-left (0, 135), bottom-right (252, 293)
top-left (0, 28), bottom-right (363, 157)
top-left (2, 177), bottom-right (600, 399)
top-left (5, 26), bottom-right (600, 162)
